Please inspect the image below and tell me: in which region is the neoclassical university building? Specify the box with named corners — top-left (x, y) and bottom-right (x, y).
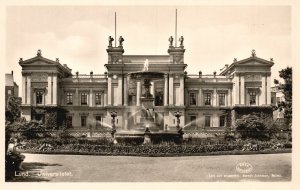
top-left (19, 36), bottom-right (274, 131)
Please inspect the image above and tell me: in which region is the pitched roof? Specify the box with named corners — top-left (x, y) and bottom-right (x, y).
top-left (5, 74), bottom-right (14, 86)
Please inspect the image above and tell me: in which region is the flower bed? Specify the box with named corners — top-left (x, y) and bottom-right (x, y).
top-left (18, 138), bottom-right (292, 156)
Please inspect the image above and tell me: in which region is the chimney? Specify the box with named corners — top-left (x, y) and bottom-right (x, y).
top-left (11, 70), bottom-right (13, 75)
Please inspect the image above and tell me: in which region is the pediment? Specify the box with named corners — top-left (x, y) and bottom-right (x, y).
top-left (20, 56), bottom-right (57, 65)
top-left (235, 57), bottom-right (274, 66)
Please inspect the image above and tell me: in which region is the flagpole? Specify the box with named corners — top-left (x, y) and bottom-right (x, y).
top-left (175, 9), bottom-right (177, 47)
top-left (115, 12), bottom-right (117, 47)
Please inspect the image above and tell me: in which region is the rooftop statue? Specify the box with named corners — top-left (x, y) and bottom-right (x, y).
top-left (37, 49), bottom-right (42, 56)
top-left (119, 36), bottom-right (124, 46)
top-left (108, 36), bottom-right (114, 47)
top-left (179, 36), bottom-right (184, 47)
top-left (168, 36), bottom-right (174, 46)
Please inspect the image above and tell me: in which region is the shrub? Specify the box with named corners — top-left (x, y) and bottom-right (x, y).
top-left (236, 114), bottom-right (269, 140)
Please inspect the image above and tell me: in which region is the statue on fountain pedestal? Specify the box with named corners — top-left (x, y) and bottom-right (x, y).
top-left (143, 59), bottom-right (149, 71)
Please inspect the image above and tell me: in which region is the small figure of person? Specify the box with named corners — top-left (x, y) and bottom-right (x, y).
top-left (6, 138), bottom-right (25, 171)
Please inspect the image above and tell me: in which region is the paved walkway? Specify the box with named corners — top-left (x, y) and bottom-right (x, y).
top-left (12, 153), bottom-right (291, 182)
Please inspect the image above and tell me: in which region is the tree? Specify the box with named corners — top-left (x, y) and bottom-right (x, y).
top-left (5, 96), bottom-right (21, 122)
top-left (274, 67), bottom-right (292, 126)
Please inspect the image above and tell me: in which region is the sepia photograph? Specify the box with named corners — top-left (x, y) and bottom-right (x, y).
top-left (1, 1), bottom-right (298, 188)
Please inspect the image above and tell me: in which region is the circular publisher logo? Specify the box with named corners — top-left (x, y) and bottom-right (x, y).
top-left (236, 162), bottom-right (253, 174)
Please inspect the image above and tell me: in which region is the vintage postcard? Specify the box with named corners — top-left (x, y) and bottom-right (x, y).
top-left (1, 0), bottom-right (299, 190)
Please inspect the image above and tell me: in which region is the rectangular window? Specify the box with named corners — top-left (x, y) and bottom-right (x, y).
top-left (249, 91), bottom-right (256, 105)
top-left (81, 116), bottom-right (87, 127)
top-left (7, 89), bottom-right (12, 95)
top-left (155, 91), bottom-right (164, 106)
top-left (66, 93), bottom-right (73, 105)
top-left (81, 93), bottom-right (88, 105)
top-left (219, 115), bottom-right (225, 127)
top-left (128, 95), bottom-right (136, 106)
top-left (95, 93), bottom-right (101, 105)
top-left (95, 115), bottom-right (101, 127)
top-left (66, 116), bottom-right (72, 128)
top-left (190, 116), bottom-right (196, 126)
top-left (219, 93), bottom-right (225, 106)
top-left (189, 92), bottom-right (197, 106)
top-left (205, 116), bottom-right (211, 127)
top-left (36, 91), bottom-right (43, 104)
top-left (204, 93), bottom-right (211, 105)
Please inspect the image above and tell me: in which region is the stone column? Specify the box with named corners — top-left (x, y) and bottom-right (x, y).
top-left (52, 73), bottom-right (57, 105)
top-left (22, 75), bottom-right (26, 104)
top-left (164, 74), bottom-right (168, 106)
top-left (89, 88), bottom-right (93, 107)
top-left (213, 88), bottom-right (217, 106)
top-left (27, 74), bottom-right (31, 104)
top-left (169, 74), bottom-right (174, 105)
top-left (103, 90), bottom-right (107, 106)
top-left (228, 89), bottom-right (232, 106)
top-left (124, 76), bottom-right (128, 106)
top-left (75, 88), bottom-right (79, 106)
top-left (179, 76), bottom-right (184, 106)
top-left (266, 74), bottom-right (271, 105)
top-left (198, 88), bottom-right (202, 106)
top-left (46, 73), bottom-right (52, 105)
top-left (118, 75), bottom-right (122, 105)
top-left (137, 81), bottom-right (141, 106)
top-left (107, 76), bottom-right (112, 105)
top-left (235, 74), bottom-right (240, 105)
top-left (240, 74), bottom-right (245, 105)
top-left (260, 74), bottom-right (266, 105)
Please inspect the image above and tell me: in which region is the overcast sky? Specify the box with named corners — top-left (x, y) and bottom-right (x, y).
top-left (5, 6), bottom-right (291, 96)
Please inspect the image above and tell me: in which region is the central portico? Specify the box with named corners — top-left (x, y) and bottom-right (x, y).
top-left (105, 36), bottom-right (186, 131)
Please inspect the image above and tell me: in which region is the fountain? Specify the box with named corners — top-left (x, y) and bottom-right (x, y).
top-left (114, 59), bottom-right (184, 144)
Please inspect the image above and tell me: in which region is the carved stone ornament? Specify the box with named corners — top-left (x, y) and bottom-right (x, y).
top-left (111, 55), bottom-right (122, 64)
top-left (31, 73), bottom-right (48, 82)
top-left (173, 55), bottom-right (183, 64)
top-left (251, 49), bottom-right (256, 57)
top-left (37, 49), bottom-right (42, 56)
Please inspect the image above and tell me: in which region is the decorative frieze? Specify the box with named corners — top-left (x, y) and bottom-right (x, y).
top-left (31, 73), bottom-right (48, 82)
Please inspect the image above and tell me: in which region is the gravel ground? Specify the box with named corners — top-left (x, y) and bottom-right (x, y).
top-left (10, 153), bottom-right (291, 182)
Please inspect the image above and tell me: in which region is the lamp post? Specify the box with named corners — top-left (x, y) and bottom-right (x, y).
top-left (174, 111), bottom-right (181, 130)
top-left (174, 111), bottom-right (184, 143)
top-left (110, 111), bottom-right (118, 144)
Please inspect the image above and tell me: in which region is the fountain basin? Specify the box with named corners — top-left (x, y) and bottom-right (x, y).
top-left (115, 130), bottom-right (183, 145)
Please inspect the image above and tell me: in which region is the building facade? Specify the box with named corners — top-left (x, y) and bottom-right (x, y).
top-left (19, 38), bottom-right (274, 131)
top-left (5, 71), bottom-right (19, 110)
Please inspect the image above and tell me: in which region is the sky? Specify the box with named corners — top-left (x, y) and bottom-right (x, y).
top-left (5, 6), bottom-right (291, 96)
